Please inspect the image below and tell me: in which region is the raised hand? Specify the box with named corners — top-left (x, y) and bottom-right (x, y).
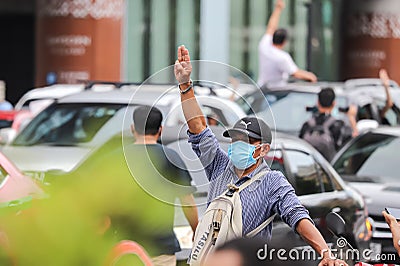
top-left (382, 211), bottom-right (400, 256)
top-left (275, 0), bottom-right (285, 10)
top-left (379, 68), bottom-right (390, 87)
top-left (174, 45), bottom-right (192, 84)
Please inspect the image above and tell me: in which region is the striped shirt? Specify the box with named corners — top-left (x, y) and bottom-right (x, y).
top-left (188, 127), bottom-right (311, 240)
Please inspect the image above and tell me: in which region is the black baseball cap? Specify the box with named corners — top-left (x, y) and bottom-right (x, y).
top-left (223, 117), bottom-right (272, 143)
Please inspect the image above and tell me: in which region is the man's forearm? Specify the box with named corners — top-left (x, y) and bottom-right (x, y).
top-left (180, 82), bottom-right (207, 134)
top-left (381, 86), bottom-right (394, 117)
top-left (266, 6), bottom-right (283, 35)
top-left (292, 69), bottom-right (317, 82)
top-left (180, 194), bottom-right (199, 233)
top-left (296, 219), bottom-right (332, 258)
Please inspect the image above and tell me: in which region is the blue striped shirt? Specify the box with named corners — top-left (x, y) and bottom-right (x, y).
top-left (188, 127), bottom-right (311, 240)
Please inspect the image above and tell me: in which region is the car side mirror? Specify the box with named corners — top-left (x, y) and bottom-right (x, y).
top-left (356, 119), bottom-right (379, 134)
top-left (326, 212), bottom-right (346, 236)
top-left (0, 127), bottom-right (17, 145)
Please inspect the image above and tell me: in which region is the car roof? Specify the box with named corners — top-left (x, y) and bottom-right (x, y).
top-left (261, 82), bottom-right (346, 96)
top-left (344, 78), bottom-right (399, 89)
top-left (57, 85), bottom-right (177, 106)
top-left (368, 126), bottom-right (400, 137)
top-left (15, 84), bottom-right (86, 110)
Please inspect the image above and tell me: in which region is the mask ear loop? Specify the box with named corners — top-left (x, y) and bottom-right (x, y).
top-left (252, 143), bottom-right (264, 161)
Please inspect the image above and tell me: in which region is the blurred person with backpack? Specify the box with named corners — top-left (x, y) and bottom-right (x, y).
top-left (299, 87), bottom-right (352, 161)
top-left (175, 45), bottom-right (347, 266)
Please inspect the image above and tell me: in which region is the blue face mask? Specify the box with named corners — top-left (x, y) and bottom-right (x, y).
top-left (228, 141), bottom-right (260, 170)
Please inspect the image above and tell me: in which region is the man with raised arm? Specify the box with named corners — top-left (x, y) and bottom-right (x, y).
top-left (257, 0), bottom-right (317, 88)
top-left (174, 45), bottom-right (347, 266)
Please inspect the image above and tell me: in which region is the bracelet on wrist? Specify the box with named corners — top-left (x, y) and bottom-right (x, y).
top-left (178, 80), bottom-right (193, 94)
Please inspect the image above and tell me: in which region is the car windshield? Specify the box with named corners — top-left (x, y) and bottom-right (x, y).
top-left (13, 103), bottom-right (124, 146)
top-left (0, 166), bottom-right (8, 186)
top-left (254, 91), bottom-right (348, 134)
top-left (333, 133), bottom-right (399, 183)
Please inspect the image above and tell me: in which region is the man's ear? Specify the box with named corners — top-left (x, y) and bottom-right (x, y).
top-left (158, 126), bottom-right (163, 136)
top-left (130, 124), bottom-right (135, 135)
top-left (260, 143), bottom-right (271, 157)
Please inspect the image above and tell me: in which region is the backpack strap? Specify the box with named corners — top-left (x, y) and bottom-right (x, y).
top-left (238, 170), bottom-right (269, 192)
top-left (307, 116), bottom-right (317, 128)
top-left (322, 115), bottom-right (337, 132)
top-left (225, 170), bottom-right (275, 238)
top-left (240, 170), bottom-right (275, 238)
top-left (246, 213), bottom-right (277, 238)
top-left (225, 170), bottom-right (269, 197)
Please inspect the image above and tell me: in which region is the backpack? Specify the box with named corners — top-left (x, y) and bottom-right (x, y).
top-left (302, 115), bottom-right (337, 161)
top-left (188, 171), bottom-right (276, 266)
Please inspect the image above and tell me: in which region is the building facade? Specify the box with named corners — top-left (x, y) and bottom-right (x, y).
top-left (1, 0), bottom-right (400, 103)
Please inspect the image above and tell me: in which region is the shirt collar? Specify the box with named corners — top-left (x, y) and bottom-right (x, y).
top-left (228, 159), bottom-right (270, 185)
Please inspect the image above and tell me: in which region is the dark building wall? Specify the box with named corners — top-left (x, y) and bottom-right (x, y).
top-left (0, 0), bottom-right (35, 105)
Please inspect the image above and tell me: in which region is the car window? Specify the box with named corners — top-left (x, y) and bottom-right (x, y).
top-left (316, 163), bottom-right (334, 192)
top-left (164, 101), bottom-right (242, 127)
top-left (333, 133), bottom-right (399, 183)
top-left (375, 99), bottom-right (400, 126)
top-left (382, 108), bottom-right (398, 125)
top-left (0, 166), bottom-right (8, 185)
top-left (256, 92), bottom-right (348, 133)
top-left (13, 103), bottom-right (125, 146)
top-left (285, 150), bottom-right (322, 196)
top-left (265, 149), bottom-right (287, 177)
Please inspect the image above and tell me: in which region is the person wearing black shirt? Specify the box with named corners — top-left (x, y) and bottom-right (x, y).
top-left (116, 105), bottom-right (198, 266)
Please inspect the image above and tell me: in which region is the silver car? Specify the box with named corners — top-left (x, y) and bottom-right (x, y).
top-left (1, 85), bottom-right (245, 178)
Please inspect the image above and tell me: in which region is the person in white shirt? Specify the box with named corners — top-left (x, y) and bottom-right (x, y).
top-left (257, 0), bottom-right (317, 88)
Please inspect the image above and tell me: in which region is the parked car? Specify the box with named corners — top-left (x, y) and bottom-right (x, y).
top-left (236, 83), bottom-right (351, 136)
top-left (236, 80), bottom-right (400, 137)
top-left (332, 126), bottom-right (400, 263)
top-left (343, 80), bottom-right (400, 127)
top-left (0, 84), bottom-right (86, 130)
top-left (169, 126), bottom-right (371, 265)
top-left (1, 85), bottom-right (245, 180)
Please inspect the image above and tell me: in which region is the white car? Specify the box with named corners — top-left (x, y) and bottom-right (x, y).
top-left (2, 84), bottom-right (245, 176)
top-left (14, 84), bottom-right (86, 111)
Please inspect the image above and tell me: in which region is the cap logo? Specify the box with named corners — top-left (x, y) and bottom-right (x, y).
top-left (240, 120), bottom-right (251, 129)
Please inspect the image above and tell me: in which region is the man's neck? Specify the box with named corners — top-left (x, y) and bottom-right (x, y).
top-left (234, 159), bottom-right (262, 179)
top-left (318, 107), bottom-right (332, 115)
top-left (134, 135), bottom-right (158, 145)
top-left (273, 44), bottom-right (284, 50)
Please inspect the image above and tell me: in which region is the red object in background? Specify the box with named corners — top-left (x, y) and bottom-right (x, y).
top-left (0, 151), bottom-right (43, 203)
top-left (105, 240), bottom-right (153, 266)
top-left (0, 111), bottom-right (19, 122)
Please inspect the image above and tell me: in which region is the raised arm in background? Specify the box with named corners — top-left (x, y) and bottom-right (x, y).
top-left (266, 0), bottom-right (285, 35)
top-left (379, 68), bottom-right (394, 119)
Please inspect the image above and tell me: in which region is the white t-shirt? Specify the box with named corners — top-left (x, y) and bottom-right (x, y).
top-left (257, 34), bottom-right (298, 88)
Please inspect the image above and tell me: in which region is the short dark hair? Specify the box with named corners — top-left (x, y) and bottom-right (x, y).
top-left (133, 105), bottom-right (163, 135)
top-left (272, 28), bottom-right (288, 45)
top-left (318, 87), bottom-right (335, 108)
